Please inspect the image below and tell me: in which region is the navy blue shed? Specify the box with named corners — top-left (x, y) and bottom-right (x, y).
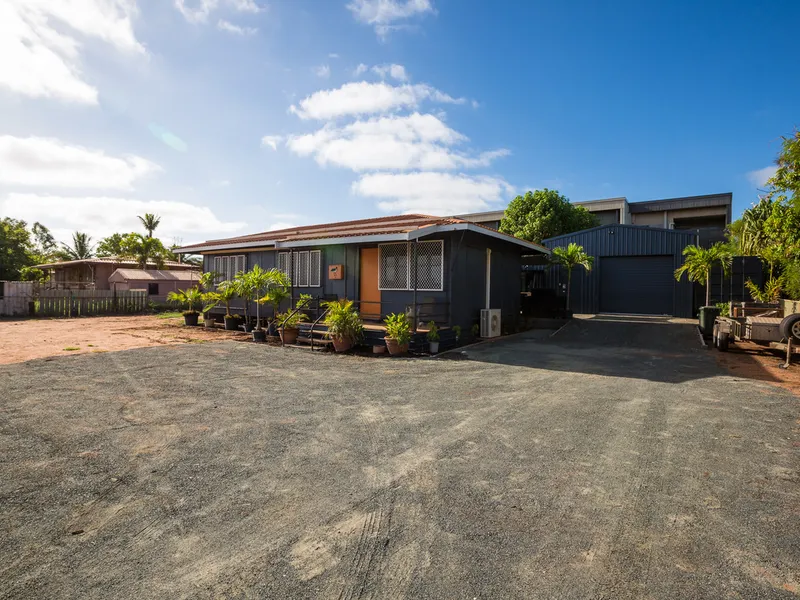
top-left (542, 224), bottom-right (696, 317)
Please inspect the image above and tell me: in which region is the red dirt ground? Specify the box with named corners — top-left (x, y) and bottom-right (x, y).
top-left (0, 314), bottom-right (249, 365)
top-left (713, 339), bottom-right (800, 397)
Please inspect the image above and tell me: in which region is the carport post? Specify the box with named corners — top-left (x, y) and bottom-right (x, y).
top-left (412, 240), bottom-right (418, 332)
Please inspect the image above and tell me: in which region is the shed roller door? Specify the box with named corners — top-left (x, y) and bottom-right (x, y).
top-left (599, 255), bottom-right (674, 315)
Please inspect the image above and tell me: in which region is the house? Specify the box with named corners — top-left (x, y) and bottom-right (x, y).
top-left (458, 192), bottom-right (733, 248)
top-left (35, 257), bottom-right (199, 290)
top-left (108, 269), bottom-right (202, 303)
top-left (174, 214), bottom-right (550, 333)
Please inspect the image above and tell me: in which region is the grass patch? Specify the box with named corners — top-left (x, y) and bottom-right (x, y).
top-left (63, 346), bottom-right (80, 351)
top-left (157, 312), bottom-right (183, 319)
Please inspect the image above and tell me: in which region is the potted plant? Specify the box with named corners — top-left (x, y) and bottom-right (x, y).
top-left (167, 286), bottom-right (203, 326)
top-left (201, 291), bottom-right (219, 327)
top-left (213, 282), bottom-right (240, 330)
top-left (426, 321), bottom-right (440, 354)
top-left (257, 272), bottom-right (291, 337)
top-left (323, 299), bottom-right (364, 352)
top-left (384, 312), bottom-right (412, 356)
top-left (471, 323), bottom-right (480, 340)
top-left (452, 325), bottom-right (461, 344)
top-left (277, 295), bottom-right (311, 345)
top-left (233, 269), bottom-right (256, 332)
top-left (249, 266), bottom-right (287, 342)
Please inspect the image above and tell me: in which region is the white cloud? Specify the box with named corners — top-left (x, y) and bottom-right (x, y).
top-left (260, 135), bottom-right (283, 150)
top-left (287, 113), bottom-right (508, 172)
top-left (353, 63), bottom-right (368, 76)
top-left (289, 81), bottom-right (464, 120)
top-left (217, 19), bottom-right (257, 35)
top-left (352, 172), bottom-right (513, 215)
top-left (1, 194), bottom-right (247, 244)
top-left (372, 64), bottom-right (408, 81)
top-left (746, 165), bottom-right (777, 188)
top-left (0, 0), bottom-right (145, 104)
top-left (0, 136), bottom-right (160, 190)
top-left (347, 0), bottom-right (435, 37)
top-left (313, 64), bottom-right (331, 79)
top-left (328, 53), bottom-right (340, 59)
top-left (175, 0), bottom-right (263, 23)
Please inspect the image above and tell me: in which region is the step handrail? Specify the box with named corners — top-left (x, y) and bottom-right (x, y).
top-left (309, 307), bottom-right (330, 351)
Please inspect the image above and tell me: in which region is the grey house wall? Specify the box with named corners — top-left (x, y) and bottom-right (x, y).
top-left (202, 230), bottom-right (525, 329)
top-left (542, 224), bottom-right (695, 317)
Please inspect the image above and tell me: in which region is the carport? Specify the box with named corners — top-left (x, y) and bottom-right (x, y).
top-left (542, 224), bottom-right (696, 317)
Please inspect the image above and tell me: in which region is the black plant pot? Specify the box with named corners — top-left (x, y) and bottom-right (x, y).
top-left (243, 322), bottom-right (255, 333)
top-left (252, 329), bottom-right (266, 342)
top-left (224, 317), bottom-right (239, 331)
top-left (183, 312), bottom-right (199, 327)
top-left (267, 322), bottom-right (277, 336)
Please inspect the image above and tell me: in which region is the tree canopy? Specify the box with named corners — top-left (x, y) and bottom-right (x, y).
top-left (499, 189), bottom-right (599, 243)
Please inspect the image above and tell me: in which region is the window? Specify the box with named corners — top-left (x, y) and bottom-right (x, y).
top-left (277, 250), bottom-right (321, 287)
top-left (212, 255), bottom-right (246, 284)
top-left (379, 241), bottom-right (443, 291)
top-left (148, 282), bottom-right (159, 295)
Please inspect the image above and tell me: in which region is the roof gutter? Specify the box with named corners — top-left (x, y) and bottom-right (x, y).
top-left (274, 232), bottom-right (410, 248)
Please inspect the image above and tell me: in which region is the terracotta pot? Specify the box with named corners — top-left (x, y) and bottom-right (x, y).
top-left (373, 345), bottom-right (386, 354)
top-left (332, 337), bottom-right (352, 353)
top-left (384, 337), bottom-right (409, 356)
top-left (279, 327), bottom-right (299, 345)
top-left (183, 312), bottom-right (199, 327)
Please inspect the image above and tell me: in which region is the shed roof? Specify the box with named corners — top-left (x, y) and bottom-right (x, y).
top-left (108, 269), bottom-right (201, 283)
top-left (174, 214), bottom-right (550, 255)
top-left (36, 257), bottom-right (197, 270)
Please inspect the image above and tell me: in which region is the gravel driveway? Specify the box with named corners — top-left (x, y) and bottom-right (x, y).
top-left (1, 316), bottom-right (797, 599)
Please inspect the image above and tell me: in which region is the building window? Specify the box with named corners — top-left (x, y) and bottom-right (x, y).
top-left (378, 241), bottom-right (443, 292)
top-left (277, 250), bottom-right (321, 287)
top-left (212, 255), bottom-right (246, 284)
top-left (148, 282), bottom-right (159, 295)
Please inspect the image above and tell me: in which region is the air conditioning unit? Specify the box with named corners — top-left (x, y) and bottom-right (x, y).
top-left (480, 309), bottom-right (501, 338)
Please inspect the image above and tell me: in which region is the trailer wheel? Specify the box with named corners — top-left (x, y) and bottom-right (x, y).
top-left (718, 332), bottom-right (730, 352)
top-left (779, 313), bottom-right (800, 343)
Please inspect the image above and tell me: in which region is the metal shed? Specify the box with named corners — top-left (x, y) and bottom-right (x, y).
top-left (542, 225), bottom-right (696, 317)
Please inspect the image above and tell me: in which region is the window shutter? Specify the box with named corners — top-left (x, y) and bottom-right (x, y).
top-left (310, 251), bottom-right (321, 287)
top-left (297, 252), bottom-right (310, 287)
top-left (412, 241), bottom-right (443, 291)
top-left (379, 243), bottom-right (410, 290)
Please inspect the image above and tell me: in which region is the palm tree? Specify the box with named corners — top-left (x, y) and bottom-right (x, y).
top-left (257, 269), bottom-right (291, 328)
top-left (246, 266), bottom-right (287, 331)
top-left (60, 232), bottom-right (94, 260)
top-left (167, 286), bottom-right (203, 314)
top-left (138, 213), bottom-right (161, 238)
top-left (120, 233), bottom-right (166, 269)
top-left (550, 243), bottom-right (594, 310)
top-left (674, 243), bottom-right (732, 306)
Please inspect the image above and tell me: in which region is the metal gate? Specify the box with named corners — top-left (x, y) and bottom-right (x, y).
top-left (599, 255), bottom-right (675, 315)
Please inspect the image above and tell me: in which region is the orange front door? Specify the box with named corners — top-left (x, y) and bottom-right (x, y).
top-left (359, 248), bottom-right (381, 321)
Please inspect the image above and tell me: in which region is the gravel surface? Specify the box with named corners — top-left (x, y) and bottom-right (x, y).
top-left (1, 316), bottom-right (798, 599)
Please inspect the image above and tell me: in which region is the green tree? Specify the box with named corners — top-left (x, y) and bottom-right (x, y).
top-left (138, 213), bottom-right (161, 238)
top-left (674, 244), bottom-right (732, 307)
top-left (59, 231), bottom-right (94, 261)
top-left (499, 189), bottom-right (599, 243)
top-left (119, 233), bottom-right (169, 269)
top-left (96, 233), bottom-right (127, 257)
top-left (0, 218), bottom-right (35, 280)
top-left (549, 243), bottom-right (594, 310)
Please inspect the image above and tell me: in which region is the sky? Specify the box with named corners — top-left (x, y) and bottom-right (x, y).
top-left (0, 0), bottom-right (798, 247)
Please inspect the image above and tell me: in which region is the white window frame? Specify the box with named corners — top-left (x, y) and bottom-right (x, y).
top-left (212, 255), bottom-right (246, 284)
top-left (277, 250), bottom-right (322, 288)
top-left (378, 241), bottom-right (444, 292)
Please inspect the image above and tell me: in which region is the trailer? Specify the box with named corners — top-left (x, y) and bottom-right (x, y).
top-left (713, 301), bottom-right (800, 367)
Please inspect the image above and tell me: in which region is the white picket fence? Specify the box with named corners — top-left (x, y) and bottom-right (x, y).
top-left (0, 281), bottom-right (34, 316)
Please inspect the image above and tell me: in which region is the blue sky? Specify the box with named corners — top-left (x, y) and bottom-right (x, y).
top-left (0, 0), bottom-right (797, 246)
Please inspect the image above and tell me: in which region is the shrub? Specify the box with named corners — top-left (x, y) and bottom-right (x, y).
top-left (384, 313), bottom-right (412, 345)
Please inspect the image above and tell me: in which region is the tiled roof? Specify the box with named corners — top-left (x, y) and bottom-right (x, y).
top-left (176, 214), bottom-right (469, 252)
top-left (109, 269), bottom-right (201, 282)
top-left (36, 257), bottom-right (197, 269)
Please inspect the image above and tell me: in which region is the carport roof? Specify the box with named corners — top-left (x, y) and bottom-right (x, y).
top-left (174, 214), bottom-right (550, 255)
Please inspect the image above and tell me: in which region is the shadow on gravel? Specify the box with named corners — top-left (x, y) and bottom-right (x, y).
top-left (453, 316), bottom-right (730, 384)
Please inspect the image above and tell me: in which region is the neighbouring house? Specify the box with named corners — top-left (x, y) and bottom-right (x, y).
top-left (174, 214), bottom-right (550, 333)
top-left (108, 269), bottom-right (202, 303)
top-left (35, 257), bottom-right (199, 291)
top-left (458, 192), bottom-right (733, 248)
